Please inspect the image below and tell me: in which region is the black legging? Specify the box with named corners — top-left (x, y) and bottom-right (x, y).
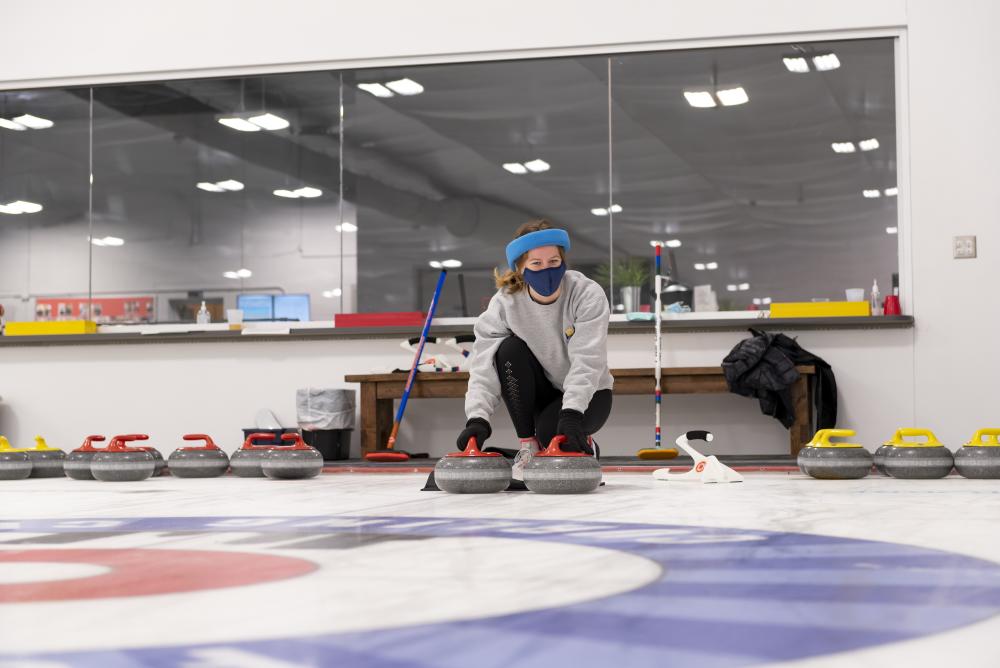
top-left (494, 335), bottom-right (612, 446)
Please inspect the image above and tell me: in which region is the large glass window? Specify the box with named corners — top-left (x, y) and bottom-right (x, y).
top-left (0, 36), bottom-right (898, 326)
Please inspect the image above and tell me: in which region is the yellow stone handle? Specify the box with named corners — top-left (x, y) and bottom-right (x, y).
top-left (811, 428), bottom-right (861, 448)
top-left (966, 429), bottom-right (1000, 447)
top-left (890, 428), bottom-right (943, 447)
top-left (34, 436), bottom-right (56, 451)
top-left (0, 436), bottom-right (11, 451)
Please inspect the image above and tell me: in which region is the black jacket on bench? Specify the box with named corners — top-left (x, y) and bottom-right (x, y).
top-left (722, 328), bottom-right (837, 430)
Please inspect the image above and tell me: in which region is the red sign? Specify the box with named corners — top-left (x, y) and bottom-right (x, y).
top-left (35, 297), bottom-right (155, 323)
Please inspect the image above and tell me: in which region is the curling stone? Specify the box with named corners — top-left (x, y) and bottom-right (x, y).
top-left (262, 433), bottom-right (324, 480)
top-left (523, 435), bottom-right (602, 494)
top-left (0, 436), bottom-right (31, 480)
top-left (138, 445), bottom-right (166, 476)
top-left (882, 428), bottom-right (954, 479)
top-left (91, 434), bottom-right (156, 482)
top-left (797, 429), bottom-right (872, 480)
top-left (230, 432), bottom-right (279, 478)
top-left (873, 439), bottom-right (893, 476)
top-left (25, 436), bottom-right (66, 478)
top-left (168, 434), bottom-right (230, 478)
top-left (435, 437), bottom-right (512, 493)
top-left (954, 428), bottom-right (1000, 479)
top-left (64, 435), bottom-right (106, 480)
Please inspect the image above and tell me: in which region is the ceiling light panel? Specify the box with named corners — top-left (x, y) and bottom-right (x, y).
top-left (811, 53), bottom-right (841, 71)
top-left (716, 87), bottom-right (749, 106)
top-left (0, 118), bottom-right (27, 131)
top-left (782, 56), bottom-right (810, 73)
top-left (358, 83), bottom-right (394, 98)
top-left (831, 142), bottom-right (856, 153)
top-left (385, 78), bottom-right (424, 96)
top-left (684, 91), bottom-right (717, 108)
top-left (859, 138), bottom-right (880, 151)
top-left (863, 189), bottom-right (882, 198)
top-left (13, 114), bottom-right (54, 129)
top-left (503, 163), bottom-right (528, 174)
top-left (523, 159), bottom-right (550, 173)
top-left (217, 117), bottom-right (261, 132)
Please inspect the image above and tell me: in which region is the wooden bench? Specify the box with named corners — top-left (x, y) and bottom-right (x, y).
top-left (345, 366), bottom-right (815, 457)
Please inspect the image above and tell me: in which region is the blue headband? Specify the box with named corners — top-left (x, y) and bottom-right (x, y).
top-left (505, 229), bottom-right (571, 270)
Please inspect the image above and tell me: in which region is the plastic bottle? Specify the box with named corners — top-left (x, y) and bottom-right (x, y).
top-left (869, 280), bottom-right (881, 316)
top-left (196, 301), bottom-right (210, 324)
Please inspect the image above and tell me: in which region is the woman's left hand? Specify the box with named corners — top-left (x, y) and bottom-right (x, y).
top-left (557, 409), bottom-right (592, 454)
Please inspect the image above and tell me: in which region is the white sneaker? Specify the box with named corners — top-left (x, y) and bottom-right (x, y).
top-left (511, 437), bottom-right (540, 481)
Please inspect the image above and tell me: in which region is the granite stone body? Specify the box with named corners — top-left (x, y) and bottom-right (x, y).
top-left (435, 454), bottom-right (512, 493)
top-left (873, 444), bottom-right (893, 475)
top-left (883, 446), bottom-right (954, 479)
top-left (230, 449), bottom-right (272, 477)
top-left (64, 451), bottom-right (99, 480)
top-left (91, 450), bottom-right (156, 482)
top-left (168, 449), bottom-right (230, 478)
top-left (524, 454), bottom-right (602, 494)
top-left (0, 451), bottom-right (32, 480)
top-left (954, 446), bottom-right (1000, 479)
top-left (262, 447), bottom-right (324, 480)
top-left (798, 447), bottom-right (873, 480)
top-left (27, 450), bottom-right (66, 478)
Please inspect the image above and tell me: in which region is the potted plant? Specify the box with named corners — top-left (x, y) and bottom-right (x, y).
top-left (594, 257), bottom-right (649, 312)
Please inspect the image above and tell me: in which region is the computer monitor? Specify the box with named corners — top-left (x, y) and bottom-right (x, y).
top-left (274, 294), bottom-right (310, 322)
top-left (237, 294), bottom-right (274, 321)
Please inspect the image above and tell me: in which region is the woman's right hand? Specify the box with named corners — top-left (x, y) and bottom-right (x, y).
top-left (457, 418), bottom-right (492, 450)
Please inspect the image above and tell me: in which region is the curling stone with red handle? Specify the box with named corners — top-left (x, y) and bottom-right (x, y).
top-left (523, 435), bottom-right (602, 494)
top-left (65, 435), bottom-right (107, 480)
top-left (91, 434), bottom-right (156, 482)
top-left (434, 437), bottom-right (512, 493)
top-left (262, 433), bottom-right (324, 480)
top-left (168, 434), bottom-right (230, 478)
top-left (230, 432), bottom-right (280, 478)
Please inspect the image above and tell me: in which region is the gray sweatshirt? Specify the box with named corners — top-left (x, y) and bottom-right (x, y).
top-left (465, 270), bottom-right (614, 421)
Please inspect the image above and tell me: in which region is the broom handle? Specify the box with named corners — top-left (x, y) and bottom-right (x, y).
top-left (387, 269), bottom-right (448, 449)
top-left (654, 244), bottom-right (662, 449)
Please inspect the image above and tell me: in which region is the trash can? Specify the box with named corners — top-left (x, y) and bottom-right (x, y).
top-left (297, 388), bottom-right (356, 461)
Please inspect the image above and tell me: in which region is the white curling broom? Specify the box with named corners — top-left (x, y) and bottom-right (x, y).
top-left (653, 430), bottom-right (744, 484)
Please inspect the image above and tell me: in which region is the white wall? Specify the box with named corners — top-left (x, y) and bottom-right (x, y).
top-left (1, 0), bottom-right (997, 455)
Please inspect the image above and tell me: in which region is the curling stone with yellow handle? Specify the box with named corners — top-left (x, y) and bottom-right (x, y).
top-left (797, 429), bottom-right (872, 480)
top-left (24, 436), bottom-right (66, 478)
top-left (954, 429), bottom-right (1000, 479)
top-left (882, 428), bottom-right (954, 479)
top-left (0, 436), bottom-right (32, 480)
top-left (872, 438), bottom-right (894, 476)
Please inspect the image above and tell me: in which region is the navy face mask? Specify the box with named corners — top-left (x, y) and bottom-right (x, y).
top-left (523, 264), bottom-right (566, 297)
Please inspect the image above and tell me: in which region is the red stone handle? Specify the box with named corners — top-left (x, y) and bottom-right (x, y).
top-left (446, 436), bottom-right (501, 458)
top-left (77, 435), bottom-right (106, 451)
top-left (538, 435), bottom-right (588, 458)
top-left (182, 434), bottom-right (220, 450)
top-left (107, 434), bottom-right (150, 452)
top-left (278, 432), bottom-right (311, 450)
top-left (241, 432), bottom-right (280, 450)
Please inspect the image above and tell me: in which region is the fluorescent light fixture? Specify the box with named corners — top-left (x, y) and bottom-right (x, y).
top-left (524, 159), bottom-right (550, 173)
top-left (859, 138), bottom-right (880, 151)
top-left (726, 284), bottom-right (738, 292)
top-left (762, 297), bottom-right (772, 305)
top-left (236, 268), bottom-right (252, 278)
top-left (782, 56), bottom-right (810, 73)
top-left (13, 114), bottom-right (54, 129)
top-left (429, 260), bottom-right (443, 269)
top-left (753, 298), bottom-right (762, 305)
top-left (295, 187), bottom-right (322, 198)
top-left (385, 78), bottom-right (424, 96)
top-left (665, 284), bottom-right (687, 292)
top-left (91, 236), bottom-right (124, 247)
top-left (322, 288), bottom-right (343, 298)
top-left (441, 259), bottom-right (463, 269)
top-left (884, 187), bottom-right (898, 197)
top-left (706, 262), bottom-right (718, 270)
top-left (665, 239), bottom-right (682, 248)
top-left (223, 271), bottom-right (240, 279)
top-left (216, 179), bottom-right (244, 191)
top-left (0, 118), bottom-right (27, 131)
top-left (738, 283), bottom-right (750, 291)
top-left (812, 53), bottom-right (841, 71)
top-left (358, 83), bottom-right (394, 98)
top-left (591, 208), bottom-right (608, 216)
top-left (863, 189), bottom-right (882, 198)
top-left (335, 222), bottom-right (358, 232)
top-left (717, 87), bottom-right (749, 106)
top-left (217, 117), bottom-right (261, 132)
top-left (886, 226), bottom-right (898, 235)
top-left (0, 200), bottom-right (43, 214)
top-left (503, 162), bottom-right (528, 174)
top-left (609, 204), bottom-right (623, 213)
top-left (649, 241), bottom-right (662, 247)
top-left (684, 91), bottom-right (717, 108)
top-left (248, 113), bottom-right (289, 131)
top-left (197, 182), bottom-right (225, 193)
top-left (273, 189), bottom-right (298, 198)
top-left (693, 263), bottom-right (706, 271)
top-left (831, 142), bottom-right (856, 153)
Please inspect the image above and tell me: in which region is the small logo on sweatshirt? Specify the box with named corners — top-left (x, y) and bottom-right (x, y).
top-left (564, 325), bottom-right (575, 341)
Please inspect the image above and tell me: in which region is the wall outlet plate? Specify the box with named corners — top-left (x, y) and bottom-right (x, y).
top-left (953, 235), bottom-right (977, 259)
